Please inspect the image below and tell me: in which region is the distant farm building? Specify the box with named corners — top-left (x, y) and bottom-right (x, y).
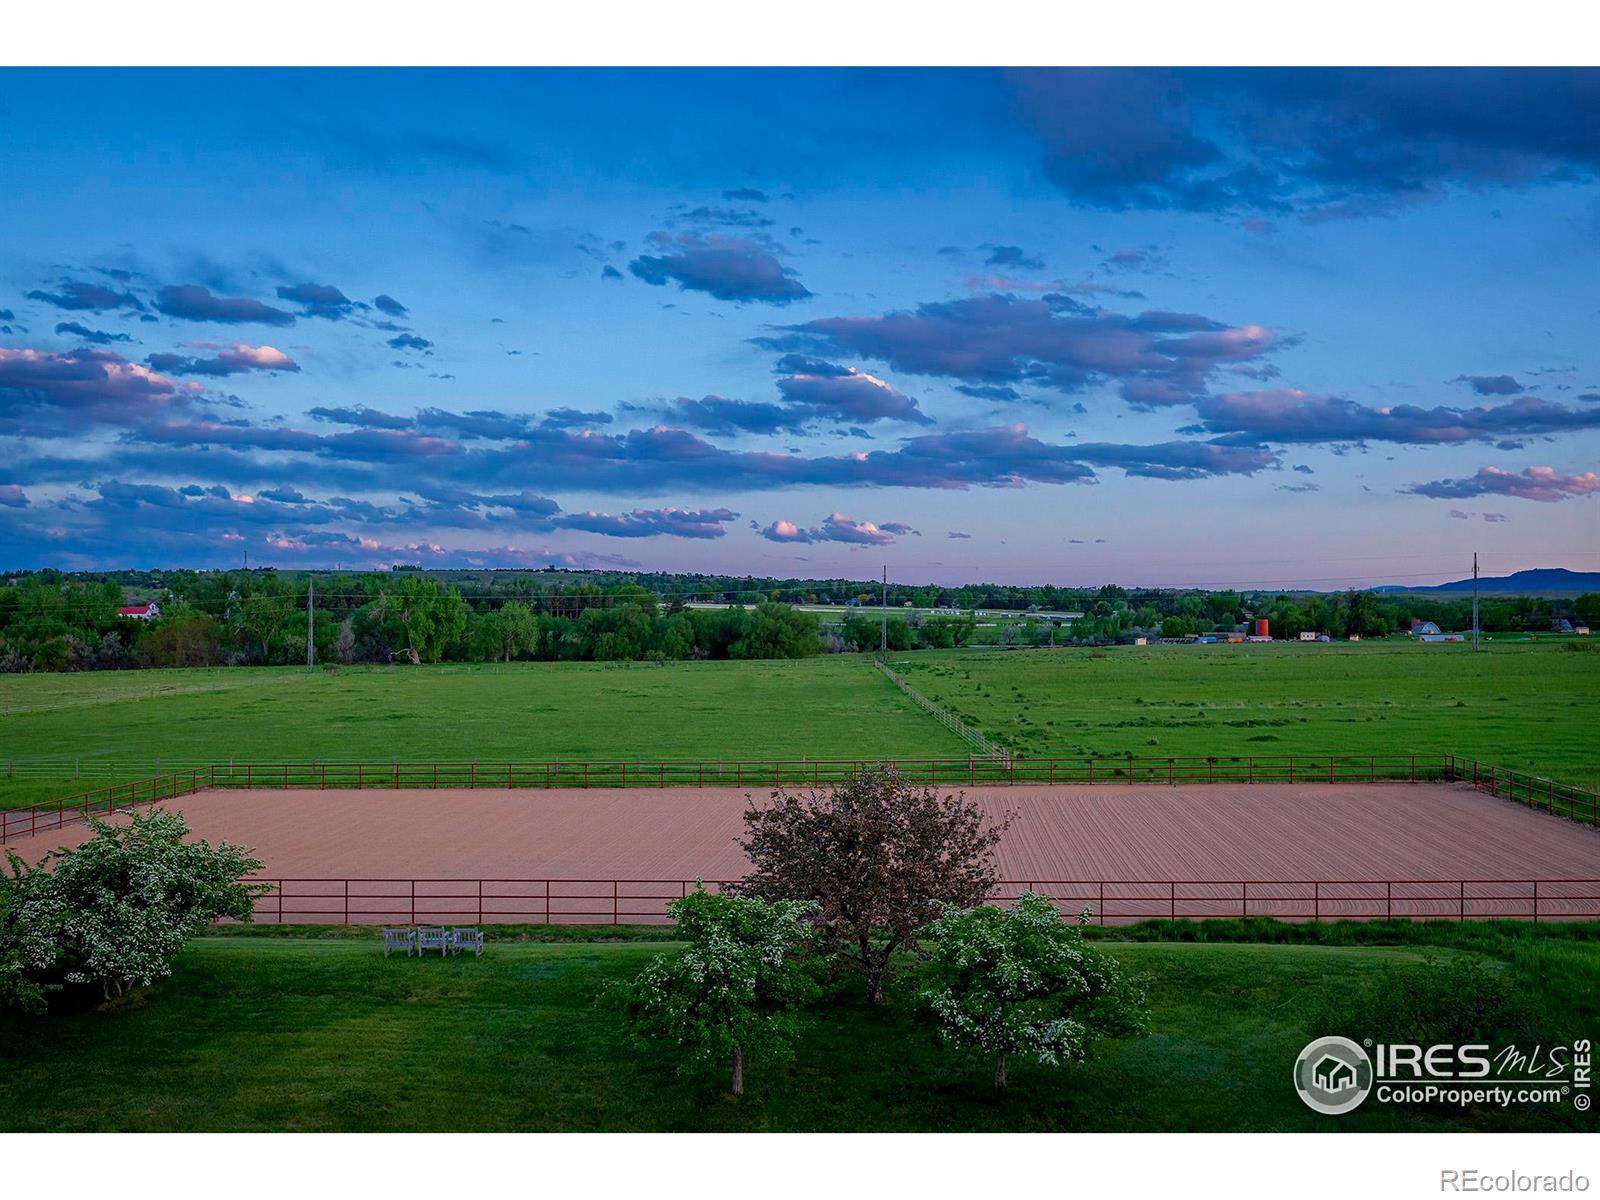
top-left (117, 602), bottom-right (160, 621)
top-left (1418, 632), bottom-right (1465, 643)
top-left (1298, 631), bottom-right (1318, 642)
top-left (1409, 620), bottom-right (1442, 637)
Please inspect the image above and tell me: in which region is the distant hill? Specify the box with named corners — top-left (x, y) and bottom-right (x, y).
top-left (1378, 568), bottom-right (1600, 595)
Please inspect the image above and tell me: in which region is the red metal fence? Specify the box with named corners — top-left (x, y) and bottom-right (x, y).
top-left (3, 753), bottom-right (1596, 844)
top-left (0, 768), bottom-right (210, 842)
top-left (241, 876), bottom-right (1600, 926)
top-left (200, 754), bottom-right (1444, 790)
top-left (1442, 756), bottom-right (1599, 825)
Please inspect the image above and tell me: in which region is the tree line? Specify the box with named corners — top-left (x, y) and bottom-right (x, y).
top-left (2, 566), bottom-right (1595, 672)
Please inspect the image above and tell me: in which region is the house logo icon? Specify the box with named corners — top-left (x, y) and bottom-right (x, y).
top-left (1294, 1037), bottom-right (1374, 1114)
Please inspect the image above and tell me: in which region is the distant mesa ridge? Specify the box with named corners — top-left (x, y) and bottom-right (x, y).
top-left (1375, 568), bottom-right (1600, 595)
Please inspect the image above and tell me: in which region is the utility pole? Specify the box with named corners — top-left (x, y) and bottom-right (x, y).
top-left (1472, 551), bottom-right (1480, 652)
top-left (880, 565), bottom-right (888, 652)
top-left (307, 578), bottom-right (315, 671)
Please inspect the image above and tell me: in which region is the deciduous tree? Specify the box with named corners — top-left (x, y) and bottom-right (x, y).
top-left (738, 768), bottom-right (1012, 1003)
top-left (919, 892), bottom-right (1150, 1089)
top-left (7, 809), bottom-right (266, 1001)
top-left (621, 888), bottom-right (817, 1095)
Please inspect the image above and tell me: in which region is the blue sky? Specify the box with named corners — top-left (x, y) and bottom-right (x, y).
top-left (1, 68), bottom-right (1596, 587)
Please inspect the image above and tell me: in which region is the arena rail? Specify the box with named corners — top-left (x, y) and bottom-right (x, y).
top-left (202, 753), bottom-right (1446, 791)
top-left (240, 876), bottom-right (1600, 926)
top-left (1441, 756), bottom-right (1599, 826)
top-left (3, 753), bottom-right (1595, 843)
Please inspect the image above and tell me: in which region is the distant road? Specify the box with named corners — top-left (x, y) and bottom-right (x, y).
top-left (681, 601), bottom-right (1082, 621)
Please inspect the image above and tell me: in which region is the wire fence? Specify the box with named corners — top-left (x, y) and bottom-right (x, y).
top-left (239, 876), bottom-right (1600, 926)
top-left (873, 655), bottom-right (1011, 763)
top-left (2, 753), bottom-right (1596, 844)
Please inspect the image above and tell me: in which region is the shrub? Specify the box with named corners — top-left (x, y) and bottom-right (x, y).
top-left (1307, 952), bottom-right (1528, 1046)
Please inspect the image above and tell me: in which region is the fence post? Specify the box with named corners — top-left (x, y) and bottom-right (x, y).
top-left (1313, 881), bottom-right (1320, 923)
top-left (1098, 881), bottom-right (1105, 926)
top-left (344, 879), bottom-right (349, 926)
top-left (1459, 880), bottom-right (1465, 921)
top-left (1169, 882), bottom-right (1176, 920)
top-left (478, 879), bottom-right (483, 925)
top-left (1386, 881), bottom-right (1392, 920)
top-left (1532, 880), bottom-right (1539, 923)
top-left (613, 881), bottom-right (619, 926)
top-left (545, 880), bottom-right (551, 925)
top-left (410, 880), bottom-right (415, 926)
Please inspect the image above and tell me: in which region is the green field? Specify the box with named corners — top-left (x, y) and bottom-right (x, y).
top-left (898, 640), bottom-right (1600, 790)
top-left (2, 639), bottom-right (1595, 809)
top-left (2, 925), bottom-right (1593, 1132)
top-left (0, 657), bottom-right (964, 807)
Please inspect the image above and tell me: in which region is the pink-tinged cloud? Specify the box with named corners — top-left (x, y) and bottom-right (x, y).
top-left (0, 348), bottom-right (199, 436)
top-left (1407, 465), bottom-right (1600, 503)
top-left (147, 343), bottom-right (300, 377)
top-left (782, 293), bottom-right (1286, 405)
top-left (758, 512), bottom-right (909, 546)
top-left (757, 519), bottom-right (813, 543)
top-left (775, 356), bottom-right (932, 426)
top-left (0, 484), bottom-right (28, 508)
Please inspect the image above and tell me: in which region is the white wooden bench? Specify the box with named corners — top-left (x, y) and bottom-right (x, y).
top-left (418, 926), bottom-right (452, 956)
top-left (450, 927), bottom-right (485, 957)
top-left (383, 927), bottom-right (417, 958)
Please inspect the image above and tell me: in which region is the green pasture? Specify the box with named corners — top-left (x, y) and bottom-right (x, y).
top-left (0, 658), bottom-right (963, 808)
top-left (897, 640), bottom-right (1600, 790)
top-left (1, 638), bottom-right (1595, 810)
top-left (2, 923), bottom-right (1593, 1132)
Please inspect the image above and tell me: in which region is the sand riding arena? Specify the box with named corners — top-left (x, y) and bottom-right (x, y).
top-left (4, 757), bottom-right (1598, 925)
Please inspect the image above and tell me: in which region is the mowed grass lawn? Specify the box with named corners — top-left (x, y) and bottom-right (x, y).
top-left (899, 640), bottom-right (1600, 790)
top-left (0, 657), bottom-right (965, 808)
top-left (1, 931), bottom-right (1593, 1132)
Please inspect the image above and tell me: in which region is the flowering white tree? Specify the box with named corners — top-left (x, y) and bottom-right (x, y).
top-left (623, 887), bottom-right (817, 1095)
top-left (919, 892), bottom-right (1150, 1090)
top-left (9, 809), bottom-right (265, 1002)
